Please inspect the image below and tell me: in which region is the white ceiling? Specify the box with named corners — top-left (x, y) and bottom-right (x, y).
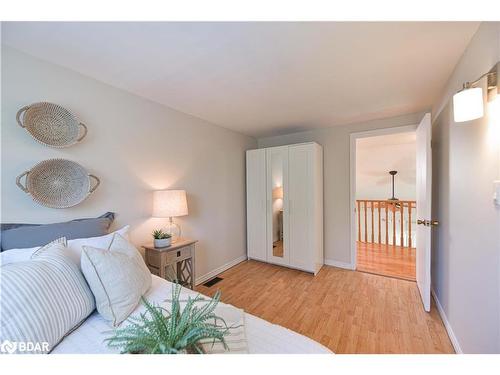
top-left (356, 132), bottom-right (416, 200)
top-left (2, 22), bottom-right (479, 138)
top-left (357, 131), bottom-right (416, 149)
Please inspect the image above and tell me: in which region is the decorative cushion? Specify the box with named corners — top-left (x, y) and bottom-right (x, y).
top-left (0, 212), bottom-right (115, 251)
top-left (0, 226), bottom-right (129, 267)
top-left (0, 238), bottom-right (95, 354)
top-left (64, 226), bottom-right (130, 269)
top-left (81, 234), bottom-right (151, 326)
top-left (0, 244), bottom-right (40, 266)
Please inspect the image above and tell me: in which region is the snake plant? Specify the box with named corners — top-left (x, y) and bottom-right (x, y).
top-left (152, 229), bottom-right (171, 240)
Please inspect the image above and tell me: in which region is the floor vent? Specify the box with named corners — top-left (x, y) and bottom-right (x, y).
top-left (203, 277), bottom-right (223, 287)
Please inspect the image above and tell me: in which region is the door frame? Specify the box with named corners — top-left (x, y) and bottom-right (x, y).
top-left (349, 124), bottom-right (418, 270)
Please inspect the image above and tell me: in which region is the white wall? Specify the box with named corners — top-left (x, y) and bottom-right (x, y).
top-left (1, 46), bottom-right (257, 282)
top-left (431, 22), bottom-right (500, 353)
top-left (258, 111), bottom-right (425, 266)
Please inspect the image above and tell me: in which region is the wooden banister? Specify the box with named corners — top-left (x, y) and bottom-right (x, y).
top-left (371, 201), bottom-right (374, 243)
top-left (364, 201), bottom-right (368, 243)
top-left (378, 205), bottom-right (381, 244)
top-left (392, 203), bottom-right (396, 246)
top-left (355, 199), bottom-right (416, 248)
top-left (408, 204), bottom-right (413, 248)
top-left (400, 203), bottom-right (404, 247)
top-left (357, 200), bottom-right (361, 242)
top-left (385, 204), bottom-right (389, 245)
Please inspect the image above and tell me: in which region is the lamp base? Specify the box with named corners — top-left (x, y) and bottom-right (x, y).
top-left (164, 218), bottom-right (181, 243)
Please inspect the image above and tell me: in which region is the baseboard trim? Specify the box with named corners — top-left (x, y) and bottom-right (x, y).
top-left (431, 289), bottom-right (463, 354)
top-left (195, 255), bottom-right (247, 286)
top-left (324, 258), bottom-right (355, 270)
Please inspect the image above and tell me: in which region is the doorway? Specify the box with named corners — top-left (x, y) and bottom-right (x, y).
top-left (350, 126), bottom-right (418, 281)
top-left (350, 114), bottom-right (433, 311)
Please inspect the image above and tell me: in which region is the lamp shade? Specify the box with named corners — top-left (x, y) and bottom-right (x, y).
top-left (272, 186), bottom-right (283, 199)
top-left (152, 190), bottom-right (188, 218)
top-left (453, 87), bottom-right (484, 122)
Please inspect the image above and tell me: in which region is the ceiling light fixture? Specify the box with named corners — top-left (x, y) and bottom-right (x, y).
top-left (453, 62), bottom-right (499, 123)
top-left (387, 170), bottom-right (399, 202)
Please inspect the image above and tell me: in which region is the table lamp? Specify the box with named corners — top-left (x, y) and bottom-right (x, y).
top-left (152, 190), bottom-right (188, 242)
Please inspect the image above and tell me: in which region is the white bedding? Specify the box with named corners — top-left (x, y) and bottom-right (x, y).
top-left (52, 275), bottom-right (332, 354)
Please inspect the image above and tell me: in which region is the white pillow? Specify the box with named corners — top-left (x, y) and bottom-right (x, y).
top-left (81, 233), bottom-right (152, 326)
top-left (66, 225), bottom-right (130, 268)
top-left (0, 245), bottom-right (39, 266)
top-left (0, 238), bottom-right (95, 353)
top-left (0, 225), bottom-right (129, 267)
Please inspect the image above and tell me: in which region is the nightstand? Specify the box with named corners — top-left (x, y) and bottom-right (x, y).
top-left (142, 238), bottom-right (197, 290)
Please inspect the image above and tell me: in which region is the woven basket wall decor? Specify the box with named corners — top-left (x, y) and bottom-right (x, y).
top-left (16, 159), bottom-right (100, 209)
top-left (16, 102), bottom-right (88, 148)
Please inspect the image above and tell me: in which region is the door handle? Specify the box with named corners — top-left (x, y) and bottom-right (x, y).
top-left (417, 219), bottom-right (439, 227)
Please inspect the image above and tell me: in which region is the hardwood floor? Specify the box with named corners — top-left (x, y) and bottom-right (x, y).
top-left (357, 241), bottom-right (416, 281)
top-left (196, 260), bottom-right (454, 354)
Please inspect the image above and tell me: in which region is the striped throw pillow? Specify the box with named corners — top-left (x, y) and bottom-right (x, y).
top-left (0, 238), bottom-right (95, 354)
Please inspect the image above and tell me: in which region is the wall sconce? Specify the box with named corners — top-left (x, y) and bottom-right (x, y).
top-left (453, 62), bottom-right (498, 123)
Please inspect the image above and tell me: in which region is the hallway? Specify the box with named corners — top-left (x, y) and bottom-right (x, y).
top-left (356, 241), bottom-right (416, 281)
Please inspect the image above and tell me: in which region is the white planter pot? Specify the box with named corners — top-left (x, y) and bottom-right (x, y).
top-left (154, 238), bottom-right (171, 248)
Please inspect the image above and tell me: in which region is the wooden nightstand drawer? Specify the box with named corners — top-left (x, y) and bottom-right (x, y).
top-left (165, 245), bottom-right (192, 264)
top-left (146, 250), bottom-right (163, 269)
top-left (142, 239), bottom-right (197, 290)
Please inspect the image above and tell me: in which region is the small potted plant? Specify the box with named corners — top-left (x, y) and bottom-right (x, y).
top-left (152, 229), bottom-right (171, 248)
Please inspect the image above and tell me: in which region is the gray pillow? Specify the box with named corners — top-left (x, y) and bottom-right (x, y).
top-left (0, 212), bottom-right (115, 251)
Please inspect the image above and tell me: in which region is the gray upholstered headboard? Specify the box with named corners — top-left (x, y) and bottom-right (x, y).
top-left (0, 212), bottom-right (115, 251)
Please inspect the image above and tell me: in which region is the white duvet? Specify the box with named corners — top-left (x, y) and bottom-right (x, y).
top-left (52, 275), bottom-right (332, 354)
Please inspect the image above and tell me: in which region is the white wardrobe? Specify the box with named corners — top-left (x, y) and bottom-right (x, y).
top-left (246, 142), bottom-right (323, 275)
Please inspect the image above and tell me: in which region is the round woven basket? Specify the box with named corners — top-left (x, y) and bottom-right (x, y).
top-left (16, 102), bottom-right (87, 148)
top-left (16, 159), bottom-right (100, 208)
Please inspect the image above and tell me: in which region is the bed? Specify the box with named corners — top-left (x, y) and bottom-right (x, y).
top-left (52, 274), bottom-right (332, 354)
top-left (1, 215), bottom-right (332, 354)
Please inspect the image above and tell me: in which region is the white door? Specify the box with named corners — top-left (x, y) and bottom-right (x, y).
top-left (246, 149), bottom-right (267, 261)
top-left (416, 113), bottom-right (433, 312)
top-left (266, 146), bottom-right (289, 266)
top-left (288, 144), bottom-right (313, 271)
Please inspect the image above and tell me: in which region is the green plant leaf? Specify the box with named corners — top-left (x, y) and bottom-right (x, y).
top-left (105, 283), bottom-right (231, 354)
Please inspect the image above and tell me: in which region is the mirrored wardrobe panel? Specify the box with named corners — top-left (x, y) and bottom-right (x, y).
top-left (266, 146), bottom-right (288, 265)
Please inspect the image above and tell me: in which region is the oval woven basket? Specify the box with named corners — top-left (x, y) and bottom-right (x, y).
top-left (16, 102), bottom-right (87, 148)
top-left (16, 159), bottom-right (100, 209)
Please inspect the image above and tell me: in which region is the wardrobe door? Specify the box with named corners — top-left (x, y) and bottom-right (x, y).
top-left (266, 146), bottom-right (289, 266)
top-left (246, 149), bottom-right (267, 261)
top-left (288, 144), bottom-right (314, 272)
